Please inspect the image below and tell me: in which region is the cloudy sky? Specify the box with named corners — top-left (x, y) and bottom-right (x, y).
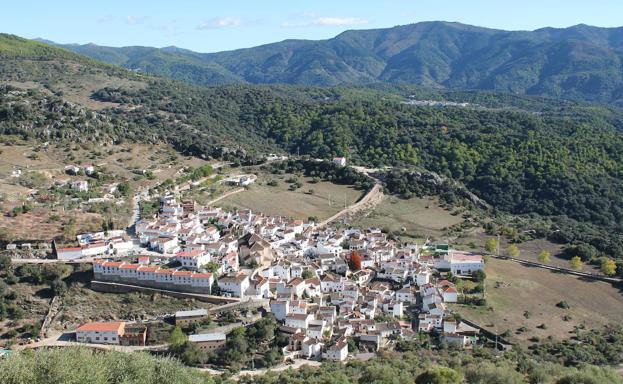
top-left (4, 0), bottom-right (623, 52)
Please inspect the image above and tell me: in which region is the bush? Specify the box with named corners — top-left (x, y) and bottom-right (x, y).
top-left (556, 301), bottom-right (570, 309)
top-left (416, 367), bottom-right (461, 384)
top-left (0, 347), bottom-right (214, 384)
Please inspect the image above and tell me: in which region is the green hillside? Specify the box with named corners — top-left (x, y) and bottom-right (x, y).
top-left (3, 35), bottom-right (623, 265)
top-left (50, 22), bottom-right (623, 104)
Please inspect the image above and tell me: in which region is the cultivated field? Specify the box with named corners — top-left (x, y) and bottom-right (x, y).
top-left (215, 176), bottom-right (365, 221)
top-left (452, 257), bottom-right (623, 344)
top-left (351, 195), bottom-right (465, 240)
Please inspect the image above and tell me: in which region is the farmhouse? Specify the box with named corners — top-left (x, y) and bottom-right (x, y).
top-left (76, 321), bottom-right (125, 345)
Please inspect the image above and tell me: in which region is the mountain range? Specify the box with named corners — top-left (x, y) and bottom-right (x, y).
top-left (3, 31), bottom-right (623, 260)
top-left (45, 21), bottom-right (623, 104)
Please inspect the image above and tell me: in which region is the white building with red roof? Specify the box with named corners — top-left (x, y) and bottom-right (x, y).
top-left (76, 321), bottom-right (125, 344)
top-left (176, 250), bottom-right (211, 270)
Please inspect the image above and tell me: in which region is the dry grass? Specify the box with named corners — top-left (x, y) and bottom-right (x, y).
top-left (216, 176), bottom-right (365, 220)
top-left (0, 265), bottom-right (214, 346)
top-left (6, 62), bottom-right (146, 111)
top-left (351, 195), bottom-right (465, 240)
top-left (454, 235), bottom-right (602, 275)
top-left (0, 139), bottom-right (213, 241)
top-left (56, 285), bottom-right (213, 332)
top-left (452, 257), bottom-right (623, 344)
top-left (0, 206), bottom-right (102, 241)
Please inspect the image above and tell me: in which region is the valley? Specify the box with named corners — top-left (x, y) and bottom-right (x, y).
top-left (0, 17), bottom-right (623, 384)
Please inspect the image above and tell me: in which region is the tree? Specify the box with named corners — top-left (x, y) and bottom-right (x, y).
top-left (116, 181), bottom-right (132, 198)
top-left (538, 250), bottom-right (551, 263)
top-left (485, 238), bottom-right (497, 253)
top-left (507, 244), bottom-right (520, 257)
top-left (50, 278), bottom-right (67, 296)
top-left (0, 255), bottom-right (12, 271)
top-left (262, 348), bottom-right (281, 367)
top-left (202, 261), bottom-right (220, 273)
top-left (63, 218), bottom-right (77, 242)
top-left (471, 270), bottom-right (486, 283)
top-left (301, 270), bottom-right (314, 279)
top-left (169, 326), bottom-right (188, 352)
top-left (569, 256), bottom-right (583, 270)
top-left (416, 367), bottom-right (461, 384)
top-left (601, 258), bottom-right (617, 276)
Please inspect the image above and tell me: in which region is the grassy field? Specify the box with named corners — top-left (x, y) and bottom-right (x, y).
top-left (215, 175), bottom-right (365, 220)
top-left (351, 195), bottom-right (465, 240)
top-left (452, 258), bottom-right (623, 344)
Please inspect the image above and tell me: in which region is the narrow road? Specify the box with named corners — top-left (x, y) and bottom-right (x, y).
top-left (316, 182), bottom-right (383, 228)
top-left (206, 187), bottom-right (245, 206)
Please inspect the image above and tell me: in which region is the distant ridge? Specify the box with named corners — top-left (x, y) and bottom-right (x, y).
top-left (40, 21), bottom-right (623, 104)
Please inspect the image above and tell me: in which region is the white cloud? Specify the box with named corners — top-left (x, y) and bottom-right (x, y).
top-left (125, 15), bottom-right (146, 25)
top-left (197, 17), bottom-right (244, 29)
top-left (312, 17), bottom-right (369, 26)
top-left (282, 16), bottom-right (369, 28)
top-left (97, 15), bottom-right (116, 23)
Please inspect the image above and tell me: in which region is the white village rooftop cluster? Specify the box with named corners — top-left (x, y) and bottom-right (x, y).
top-left (69, 195), bottom-right (484, 360)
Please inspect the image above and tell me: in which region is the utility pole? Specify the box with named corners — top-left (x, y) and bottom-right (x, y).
top-left (495, 329), bottom-right (499, 351)
top-left (496, 234), bottom-right (500, 256)
top-left (328, 193), bottom-right (331, 207)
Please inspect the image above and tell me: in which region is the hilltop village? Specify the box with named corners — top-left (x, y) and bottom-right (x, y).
top-left (58, 194), bottom-right (485, 364)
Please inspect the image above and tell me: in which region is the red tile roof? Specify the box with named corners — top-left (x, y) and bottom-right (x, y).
top-left (77, 321), bottom-right (125, 333)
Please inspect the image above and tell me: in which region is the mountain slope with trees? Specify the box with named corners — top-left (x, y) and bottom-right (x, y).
top-left (3, 34), bottom-right (623, 263)
top-left (50, 22), bottom-right (623, 104)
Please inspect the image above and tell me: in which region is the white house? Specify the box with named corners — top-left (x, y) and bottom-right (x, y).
top-left (217, 273), bottom-right (250, 298)
top-left (332, 157), bottom-right (347, 167)
top-left (270, 300), bottom-right (289, 321)
top-left (435, 251), bottom-right (484, 275)
top-left (176, 250), bottom-right (211, 269)
top-left (323, 337), bottom-right (348, 361)
top-left (76, 322), bottom-right (125, 345)
top-left (56, 246), bottom-right (84, 260)
top-left (442, 287), bottom-right (458, 303)
top-left (71, 180), bottom-right (89, 192)
top-left (285, 313), bottom-right (312, 329)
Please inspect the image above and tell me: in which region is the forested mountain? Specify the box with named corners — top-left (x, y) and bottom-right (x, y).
top-left (50, 43), bottom-right (242, 86)
top-left (50, 22), bottom-right (623, 104)
top-left (4, 33), bottom-right (623, 259)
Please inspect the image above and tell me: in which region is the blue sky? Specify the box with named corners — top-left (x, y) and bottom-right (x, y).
top-left (3, 0), bottom-right (623, 52)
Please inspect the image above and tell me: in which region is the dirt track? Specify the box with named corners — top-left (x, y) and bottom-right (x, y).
top-left (316, 182), bottom-right (384, 228)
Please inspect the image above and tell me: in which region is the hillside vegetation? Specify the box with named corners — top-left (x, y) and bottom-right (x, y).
top-left (3, 35), bottom-right (623, 263)
top-left (53, 22), bottom-right (623, 104)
